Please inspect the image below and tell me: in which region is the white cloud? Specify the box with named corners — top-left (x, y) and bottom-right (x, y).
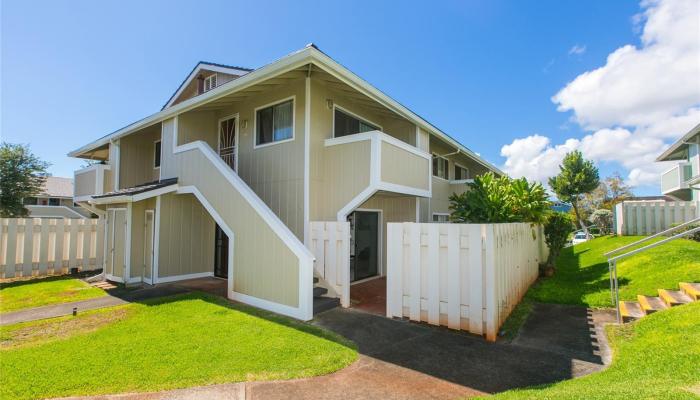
top-left (501, 0), bottom-right (700, 189)
top-left (568, 44), bottom-right (587, 55)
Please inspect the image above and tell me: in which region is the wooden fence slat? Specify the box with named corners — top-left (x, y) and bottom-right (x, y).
top-left (340, 222), bottom-right (350, 308)
top-left (446, 224), bottom-right (460, 329)
top-left (5, 219), bottom-right (18, 278)
top-left (54, 219), bottom-right (65, 274)
top-left (68, 219), bottom-right (78, 270)
top-left (426, 224), bottom-right (440, 325)
top-left (81, 220), bottom-right (91, 269)
top-left (467, 224), bottom-right (483, 335)
top-left (38, 219), bottom-right (50, 274)
top-left (408, 223), bottom-right (421, 321)
top-left (386, 223), bottom-right (402, 317)
top-left (96, 219), bottom-right (105, 269)
top-left (22, 219), bottom-right (34, 276)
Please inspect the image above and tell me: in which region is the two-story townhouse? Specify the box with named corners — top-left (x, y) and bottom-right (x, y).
top-left (657, 122), bottom-right (700, 201)
top-left (69, 45), bottom-right (502, 321)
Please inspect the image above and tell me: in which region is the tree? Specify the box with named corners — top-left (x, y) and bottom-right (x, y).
top-left (543, 212), bottom-right (574, 271)
top-left (0, 143), bottom-right (50, 217)
top-left (589, 209), bottom-right (613, 235)
top-left (580, 172), bottom-right (633, 212)
top-left (449, 172), bottom-right (550, 224)
top-left (548, 151), bottom-right (599, 238)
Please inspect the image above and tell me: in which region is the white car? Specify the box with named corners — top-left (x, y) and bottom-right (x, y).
top-left (571, 232), bottom-right (589, 245)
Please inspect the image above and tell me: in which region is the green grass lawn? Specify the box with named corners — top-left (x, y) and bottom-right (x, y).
top-left (488, 301), bottom-right (700, 399)
top-left (0, 276), bottom-right (107, 313)
top-left (0, 292), bottom-right (357, 400)
top-left (527, 236), bottom-right (700, 308)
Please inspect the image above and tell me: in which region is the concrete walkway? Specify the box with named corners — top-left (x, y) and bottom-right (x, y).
top-left (58, 302), bottom-right (614, 400)
top-left (0, 284), bottom-right (190, 326)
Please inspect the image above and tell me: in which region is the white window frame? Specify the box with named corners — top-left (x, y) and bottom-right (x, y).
top-left (203, 74), bottom-right (217, 92)
top-left (253, 96), bottom-right (296, 149)
top-left (154, 140), bottom-right (161, 169)
top-left (332, 104), bottom-right (383, 138)
top-left (432, 212), bottom-right (451, 223)
top-left (454, 163), bottom-right (469, 180)
top-left (217, 113), bottom-right (240, 172)
top-left (432, 154), bottom-right (449, 181)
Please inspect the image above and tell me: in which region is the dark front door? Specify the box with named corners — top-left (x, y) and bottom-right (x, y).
top-left (349, 211), bottom-right (379, 282)
top-left (214, 225), bottom-right (229, 278)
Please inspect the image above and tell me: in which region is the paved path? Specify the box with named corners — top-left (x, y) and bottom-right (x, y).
top-left (0, 284), bottom-right (189, 326)
top-left (58, 303), bottom-right (614, 400)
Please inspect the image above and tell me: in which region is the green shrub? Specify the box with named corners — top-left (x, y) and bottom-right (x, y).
top-left (588, 209), bottom-right (613, 235)
top-left (669, 222), bottom-right (700, 242)
top-left (544, 212), bottom-right (574, 268)
top-left (449, 172), bottom-right (550, 224)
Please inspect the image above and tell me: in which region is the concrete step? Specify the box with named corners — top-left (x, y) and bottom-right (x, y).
top-left (679, 282), bottom-right (700, 301)
top-left (313, 296), bottom-right (339, 315)
top-left (620, 301), bottom-right (645, 322)
top-left (313, 286), bottom-right (328, 297)
top-left (658, 289), bottom-right (693, 307)
top-left (637, 295), bottom-right (668, 315)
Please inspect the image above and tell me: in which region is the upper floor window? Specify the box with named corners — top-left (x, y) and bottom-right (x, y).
top-left (432, 154), bottom-right (448, 180)
top-left (256, 98), bottom-right (294, 147)
top-left (154, 140), bottom-right (161, 168)
top-left (432, 213), bottom-right (450, 223)
top-left (203, 74), bottom-right (217, 92)
top-left (48, 198), bottom-right (60, 206)
top-left (334, 107), bottom-right (380, 138)
top-left (454, 164), bottom-right (469, 180)
top-left (23, 197), bottom-right (38, 205)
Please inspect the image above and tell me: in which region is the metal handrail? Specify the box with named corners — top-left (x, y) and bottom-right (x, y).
top-left (606, 220), bottom-right (700, 324)
top-left (605, 217), bottom-right (700, 257)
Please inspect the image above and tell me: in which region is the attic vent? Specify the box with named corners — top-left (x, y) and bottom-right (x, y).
top-left (203, 74), bottom-right (217, 92)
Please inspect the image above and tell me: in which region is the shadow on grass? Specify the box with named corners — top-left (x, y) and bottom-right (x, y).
top-left (0, 272), bottom-right (97, 290)
top-left (128, 290), bottom-right (357, 351)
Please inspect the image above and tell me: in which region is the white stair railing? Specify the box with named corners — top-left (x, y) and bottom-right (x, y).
top-left (605, 217), bottom-right (700, 323)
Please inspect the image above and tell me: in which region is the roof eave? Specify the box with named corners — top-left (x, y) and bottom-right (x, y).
top-left (656, 122), bottom-right (700, 162)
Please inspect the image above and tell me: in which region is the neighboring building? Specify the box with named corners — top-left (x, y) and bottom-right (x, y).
top-left (23, 176), bottom-right (91, 218)
top-left (69, 45), bottom-right (502, 320)
top-left (657, 122), bottom-right (700, 201)
top-left (550, 201), bottom-right (572, 213)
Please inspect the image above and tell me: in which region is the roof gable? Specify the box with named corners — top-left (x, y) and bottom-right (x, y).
top-left (162, 62), bottom-right (252, 110)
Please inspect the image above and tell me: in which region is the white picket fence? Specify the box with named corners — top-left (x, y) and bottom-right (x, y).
top-left (0, 218), bottom-right (104, 279)
top-left (309, 221), bottom-right (351, 307)
top-left (615, 200), bottom-right (698, 235)
top-left (387, 222), bottom-right (547, 341)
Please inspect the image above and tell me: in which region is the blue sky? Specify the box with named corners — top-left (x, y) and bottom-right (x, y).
top-left (2, 0), bottom-right (697, 195)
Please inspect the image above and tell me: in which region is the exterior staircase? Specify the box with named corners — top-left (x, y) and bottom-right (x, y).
top-left (620, 282), bottom-right (699, 322)
top-left (313, 277), bottom-right (340, 314)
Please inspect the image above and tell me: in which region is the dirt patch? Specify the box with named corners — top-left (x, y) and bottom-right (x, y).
top-left (1, 307), bottom-right (130, 349)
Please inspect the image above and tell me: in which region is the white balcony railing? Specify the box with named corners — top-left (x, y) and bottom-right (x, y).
top-left (661, 162), bottom-right (692, 194)
top-left (74, 163), bottom-right (112, 202)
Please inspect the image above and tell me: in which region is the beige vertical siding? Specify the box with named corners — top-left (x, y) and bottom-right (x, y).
top-left (309, 78), bottom-right (423, 222)
top-left (162, 119), bottom-right (302, 307)
top-left (380, 141), bottom-right (430, 191)
top-left (430, 177), bottom-right (452, 216)
top-left (107, 208), bottom-right (127, 279)
top-left (119, 124), bottom-right (161, 189)
top-left (358, 194), bottom-right (416, 271)
top-left (177, 110), bottom-right (218, 148)
top-left (129, 198), bottom-right (156, 280)
top-left (74, 170), bottom-right (96, 197)
top-left (103, 169), bottom-right (113, 194)
top-left (320, 140), bottom-right (372, 220)
top-left (157, 193), bottom-right (215, 278)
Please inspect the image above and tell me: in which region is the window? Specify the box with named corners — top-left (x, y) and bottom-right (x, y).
top-left (154, 140), bottom-right (161, 168)
top-left (334, 108), bottom-right (380, 138)
top-left (49, 198), bottom-right (60, 206)
top-left (23, 197), bottom-right (38, 205)
top-left (256, 99), bottom-right (293, 146)
top-left (454, 165), bottom-right (469, 180)
top-left (203, 74), bottom-right (217, 92)
top-left (433, 213), bottom-right (450, 223)
top-left (432, 155), bottom-right (449, 179)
